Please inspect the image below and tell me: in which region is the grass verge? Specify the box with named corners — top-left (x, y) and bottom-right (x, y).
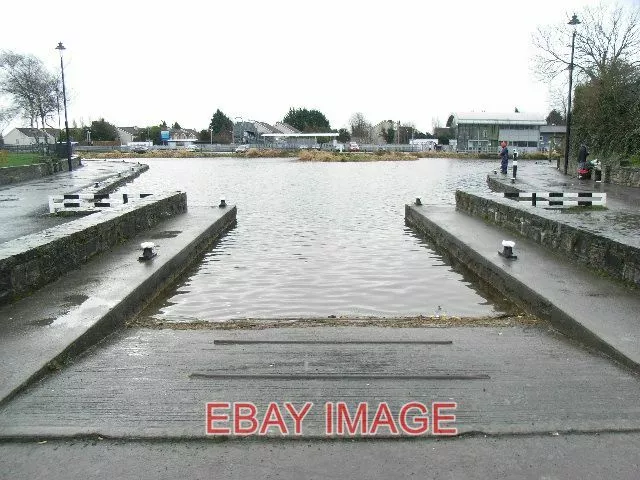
top-left (0, 152), bottom-right (45, 167)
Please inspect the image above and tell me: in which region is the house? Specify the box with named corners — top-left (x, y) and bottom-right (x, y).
top-left (167, 128), bottom-right (199, 148)
top-left (116, 127), bottom-right (142, 146)
top-left (447, 112), bottom-right (546, 153)
top-left (3, 127), bottom-right (60, 145)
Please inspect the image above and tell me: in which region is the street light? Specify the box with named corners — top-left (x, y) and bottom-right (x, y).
top-left (55, 42), bottom-right (72, 172)
top-left (563, 13), bottom-right (581, 175)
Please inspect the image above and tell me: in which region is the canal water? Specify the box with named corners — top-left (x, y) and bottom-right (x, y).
top-left (118, 157), bottom-right (504, 321)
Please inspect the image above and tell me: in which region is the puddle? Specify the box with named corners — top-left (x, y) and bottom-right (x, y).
top-left (29, 317), bottom-right (55, 326)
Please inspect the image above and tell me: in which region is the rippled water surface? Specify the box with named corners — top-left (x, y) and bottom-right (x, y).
top-left (118, 157), bottom-right (501, 321)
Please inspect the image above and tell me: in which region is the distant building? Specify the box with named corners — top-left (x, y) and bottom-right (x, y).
top-left (372, 120), bottom-right (395, 144)
top-left (539, 125), bottom-right (566, 153)
top-left (3, 127), bottom-right (59, 145)
top-left (233, 121), bottom-right (303, 145)
top-left (448, 112), bottom-right (546, 153)
top-left (167, 128), bottom-right (199, 147)
top-left (116, 127), bottom-right (142, 145)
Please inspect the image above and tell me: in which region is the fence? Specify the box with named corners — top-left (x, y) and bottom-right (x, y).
top-left (1, 143), bottom-right (75, 158)
top-left (504, 192), bottom-right (607, 207)
top-left (49, 192), bottom-right (152, 214)
top-left (73, 143), bottom-right (440, 153)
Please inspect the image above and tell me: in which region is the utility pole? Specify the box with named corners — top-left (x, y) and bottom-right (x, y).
top-left (564, 13), bottom-right (581, 175)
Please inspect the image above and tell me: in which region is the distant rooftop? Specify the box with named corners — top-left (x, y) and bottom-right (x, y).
top-left (540, 125), bottom-right (567, 133)
top-left (452, 112), bottom-right (546, 125)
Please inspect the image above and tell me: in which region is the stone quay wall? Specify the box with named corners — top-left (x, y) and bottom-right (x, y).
top-left (455, 190), bottom-right (640, 288)
top-left (0, 191), bottom-right (187, 305)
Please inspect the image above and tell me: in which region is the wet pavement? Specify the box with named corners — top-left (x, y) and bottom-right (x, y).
top-left (3, 432), bottom-right (640, 480)
top-left (490, 161), bottom-right (640, 248)
top-left (0, 160), bottom-right (142, 243)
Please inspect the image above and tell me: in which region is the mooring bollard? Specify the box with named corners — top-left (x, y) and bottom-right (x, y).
top-left (219, 197), bottom-right (226, 208)
top-left (498, 240), bottom-right (517, 259)
top-left (415, 197), bottom-right (422, 206)
top-left (139, 242), bottom-right (157, 261)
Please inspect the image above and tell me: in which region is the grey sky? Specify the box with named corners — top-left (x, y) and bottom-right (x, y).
top-left (0, 0), bottom-right (613, 134)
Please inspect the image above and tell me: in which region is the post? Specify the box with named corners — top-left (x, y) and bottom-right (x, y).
top-left (56, 42), bottom-right (72, 172)
top-left (564, 15), bottom-right (580, 175)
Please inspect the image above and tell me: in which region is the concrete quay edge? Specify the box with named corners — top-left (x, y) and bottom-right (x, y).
top-left (0, 205), bottom-right (237, 407)
top-left (405, 204), bottom-right (640, 372)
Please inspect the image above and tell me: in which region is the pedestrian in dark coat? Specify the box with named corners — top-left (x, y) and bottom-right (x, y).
top-left (499, 141), bottom-right (509, 174)
top-left (577, 144), bottom-right (589, 169)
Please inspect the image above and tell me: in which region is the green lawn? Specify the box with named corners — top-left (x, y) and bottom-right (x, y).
top-left (0, 152), bottom-right (46, 167)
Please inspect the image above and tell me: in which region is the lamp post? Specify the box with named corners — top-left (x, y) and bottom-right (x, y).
top-left (55, 42), bottom-right (72, 172)
top-left (563, 14), bottom-right (581, 175)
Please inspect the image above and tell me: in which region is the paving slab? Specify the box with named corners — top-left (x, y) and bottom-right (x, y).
top-left (406, 204), bottom-right (640, 370)
top-left (0, 205), bottom-right (236, 405)
top-left (0, 325), bottom-right (638, 438)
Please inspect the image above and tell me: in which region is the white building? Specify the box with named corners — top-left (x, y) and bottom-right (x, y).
top-left (3, 127), bottom-right (59, 145)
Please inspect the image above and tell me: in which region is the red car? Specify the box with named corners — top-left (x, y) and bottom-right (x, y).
top-left (348, 142), bottom-right (360, 152)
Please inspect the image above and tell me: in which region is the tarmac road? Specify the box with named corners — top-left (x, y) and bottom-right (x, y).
top-left (2, 432), bottom-right (640, 479)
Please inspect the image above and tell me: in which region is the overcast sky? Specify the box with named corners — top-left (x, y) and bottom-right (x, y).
top-left (1, 0), bottom-right (627, 134)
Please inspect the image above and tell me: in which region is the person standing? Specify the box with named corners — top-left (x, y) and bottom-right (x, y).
top-left (499, 141), bottom-right (509, 174)
top-left (577, 144), bottom-right (589, 170)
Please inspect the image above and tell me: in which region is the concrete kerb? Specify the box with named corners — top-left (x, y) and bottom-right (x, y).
top-left (0, 205), bottom-right (237, 407)
top-left (405, 204), bottom-right (640, 372)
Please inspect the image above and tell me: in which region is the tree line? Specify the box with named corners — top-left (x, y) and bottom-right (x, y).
top-left (534, 2), bottom-right (640, 161)
top-left (1, 50), bottom-right (436, 146)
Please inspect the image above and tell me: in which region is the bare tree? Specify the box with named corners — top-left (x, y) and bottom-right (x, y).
top-left (533, 2), bottom-right (640, 83)
top-left (0, 51), bottom-right (60, 149)
top-left (349, 112), bottom-right (372, 143)
top-left (431, 117), bottom-right (442, 133)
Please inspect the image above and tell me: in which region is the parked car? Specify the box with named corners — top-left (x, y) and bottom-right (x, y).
top-left (186, 144), bottom-right (199, 152)
top-left (348, 142), bottom-right (360, 152)
top-left (235, 145), bottom-right (249, 153)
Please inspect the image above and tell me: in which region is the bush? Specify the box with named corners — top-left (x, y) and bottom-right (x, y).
top-left (0, 150), bottom-right (7, 166)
